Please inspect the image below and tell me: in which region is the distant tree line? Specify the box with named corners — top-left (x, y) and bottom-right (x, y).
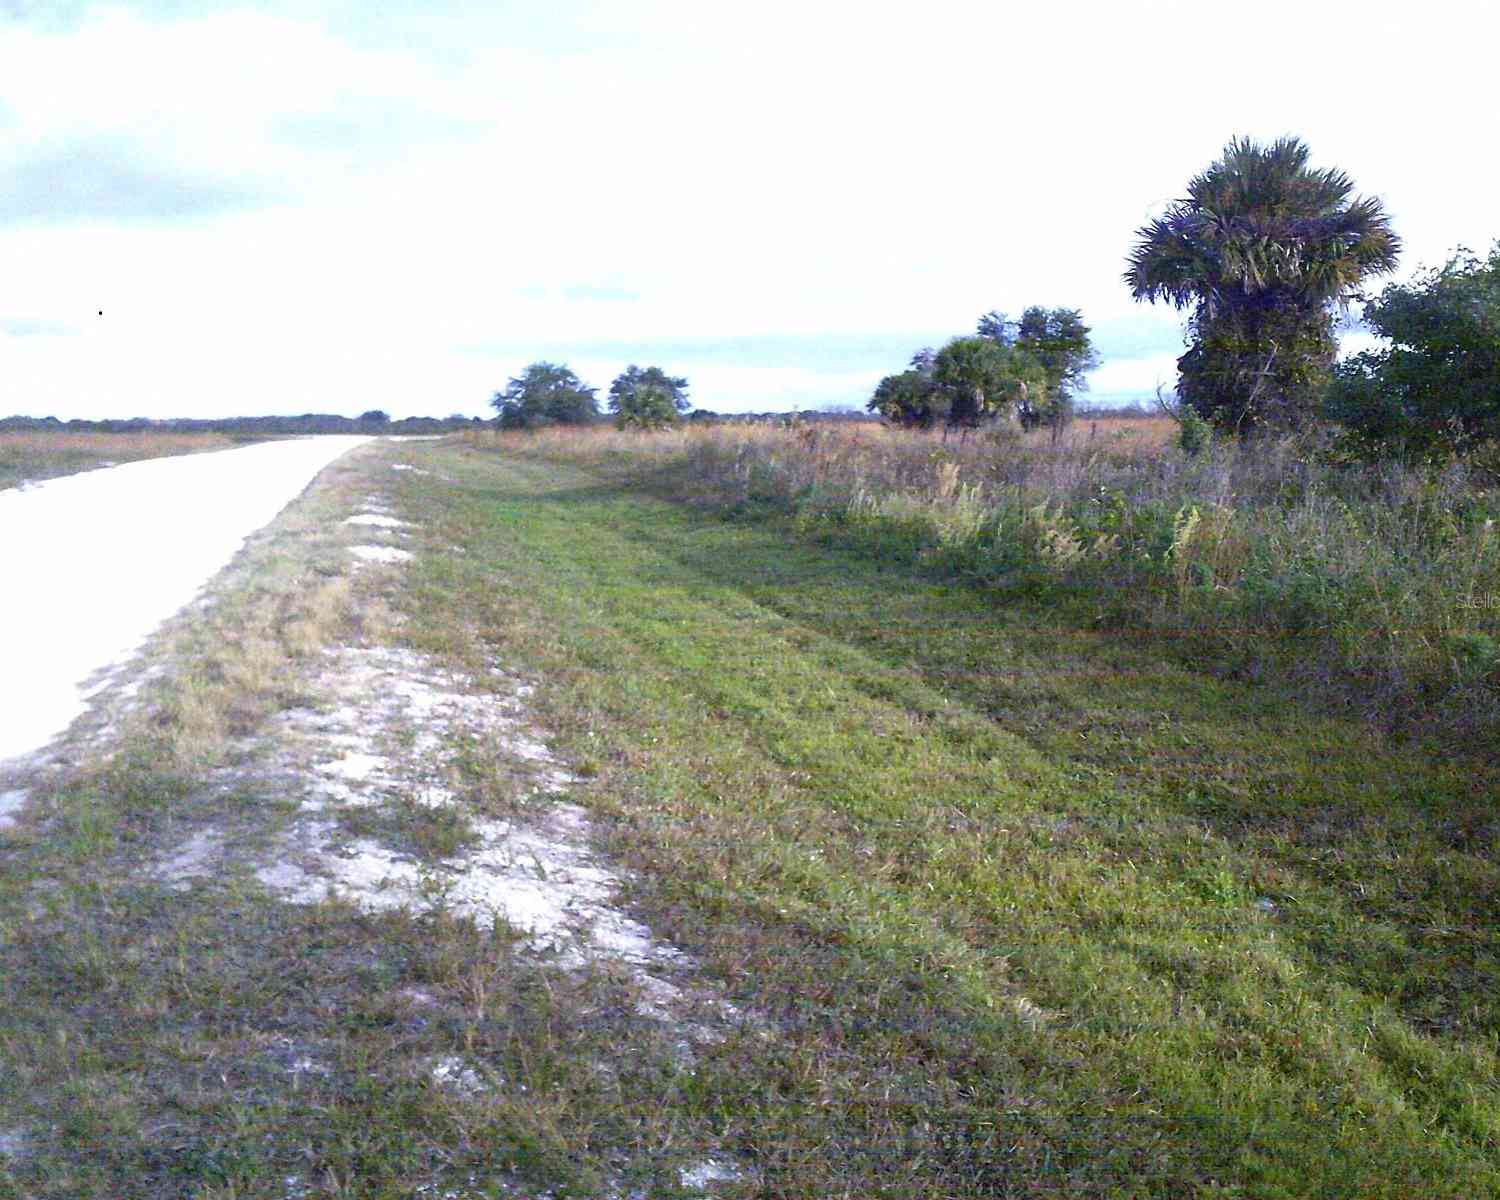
top-left (0, 412), bottom-right (485, 436)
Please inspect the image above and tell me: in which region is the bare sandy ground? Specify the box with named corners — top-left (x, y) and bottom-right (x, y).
top-left (0, 436), bottom-right (371, 769)
top-left (0, 454), bottom-right (754, 1192)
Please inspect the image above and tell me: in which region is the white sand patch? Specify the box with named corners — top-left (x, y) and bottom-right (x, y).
top-left (507, 732), bottom-right (557, 764)
top-left (680, 1159), bottom-right (743, 1190)
top-left (116, 662), bottom-right (166, 703)
top-left (233, 645), bottom-right (725, 1029)
top-left (306, 776), bottom-right (363, 808)
top-left (255, 807), bottom-right (676, 965)
top-left (411, 783), bottom-right (457, 808)
top-left (343, 513), bottom-right (413, 529)
top-left (349, 545), bottom-right (413, 564)
top-left (79, 674), bottom-right (114, 700)
top-left (631, 971), bottom-right (690, 1014)
top-left (0, 1128), bottom-right (28, 1159)
top-left (391, 462), bottom-right (450, 482)
top-left (156, 828), bottom-right (221, 888)
top-left (318, 751), bottom-right (388, 783)
top-left (149, 642), bottom-right (748, 1052)
top-left (430, 1055), bottom-right (487, 1095)
top-left (256, 840), bottom-right (338, 901)
top-left (258, 835), bottom-right (418, 909)
top-left (0, 436), bottom-right (372, 766)
top-left (0, 789), bottom-right (27, 830)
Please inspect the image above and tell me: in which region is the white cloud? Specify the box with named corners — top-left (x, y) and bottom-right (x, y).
top-left (1087, 353), bottom-right (1182, 401)
top-left (0, 0), bottom-right (1496, 417)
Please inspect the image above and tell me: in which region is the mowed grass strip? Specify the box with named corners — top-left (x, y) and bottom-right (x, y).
top-left (386, 439), bottom-right (1500, 1198)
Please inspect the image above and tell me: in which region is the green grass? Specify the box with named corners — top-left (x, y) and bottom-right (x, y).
top-left (474, 421), bottom-right (1500, 750)
top-left (385, 440), bottom-right (1500, 1196)
top-left (5, 436), bottom-right (1500, 1196)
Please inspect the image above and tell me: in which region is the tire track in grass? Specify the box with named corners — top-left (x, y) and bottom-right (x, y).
top-left (385, 441), bottom-right (1500, 1198)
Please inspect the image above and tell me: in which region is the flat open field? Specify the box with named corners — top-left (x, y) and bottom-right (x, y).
top-left (1, 431), bottom-right (1497, 1197)
top-left (0, 431), bottom-right (253, 491)
top-left (1059, 410), bottom-right (1179, 450)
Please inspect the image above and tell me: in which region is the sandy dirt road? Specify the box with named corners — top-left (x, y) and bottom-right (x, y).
top-left (0, 436), bottom-right (371, 767)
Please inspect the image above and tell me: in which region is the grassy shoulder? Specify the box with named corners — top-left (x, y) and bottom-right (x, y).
top-left (387, 437), bottom-right (1499, 1197)
top-left (0, 430), bottom-right (273, 491)
top-left (465, 420), bottom-right (1500, 756)
top-left (0, 444), bottom-right (764, 1199)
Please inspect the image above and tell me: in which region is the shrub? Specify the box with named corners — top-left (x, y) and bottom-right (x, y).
top-left (608, 366), bottom-right (691, 430)
top-left (1327, 243), bottom-right (1500, 458)
top-left (1178, 407), bottom-right (1213, 457)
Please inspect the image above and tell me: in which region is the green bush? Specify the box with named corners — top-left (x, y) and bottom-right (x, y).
top-left (1178, 407), bottom-right (1213, 456)
top-left (491, 362), bottom-right (599, 428)
top-left (609, 366), bottom-right (691, 430)
top-left (1327, 243), bottom-right (1500, 458)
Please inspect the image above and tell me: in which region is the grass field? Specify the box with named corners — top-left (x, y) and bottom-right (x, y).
top-left (398, 437), bottom-right (1500, 1196)
top-left (3, 432), bottom-right (1499, 1197)
top-left (480, 418), bottom-right (1500, 750)
top-left (0, 430), bottom-right (259, 491)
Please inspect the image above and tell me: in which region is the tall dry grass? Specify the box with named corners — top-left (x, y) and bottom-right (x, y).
top-left (469, 418), bottom-right (1500, 747)
top-left (0, 430), bottom-right (245, 490)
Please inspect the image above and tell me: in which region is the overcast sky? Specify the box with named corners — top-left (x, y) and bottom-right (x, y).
top-left (1, 0), bottom-right (1496, 419)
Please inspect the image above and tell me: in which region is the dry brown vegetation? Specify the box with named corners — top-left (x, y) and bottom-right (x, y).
top-left (0, 430), bottom-right (252, 491)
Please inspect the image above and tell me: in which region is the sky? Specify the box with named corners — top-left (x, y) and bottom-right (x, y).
top-left (0, 0), bottom-right (1496, 419)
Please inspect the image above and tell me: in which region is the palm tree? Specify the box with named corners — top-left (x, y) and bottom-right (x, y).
top-left (932, 336), bottom-right (1045, 439)
top-left (1125, 136), bottom-right (1400, 432)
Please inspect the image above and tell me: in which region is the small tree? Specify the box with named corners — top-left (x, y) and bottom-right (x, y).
top-left (977, 307), bottom-right (1098, 437)
top-left (867, 367), bottom-right (943, 429)
top-left (1327, 243), bottom-right (1500, 456)
top-left (359, 409), bottom-right (390, 424)
top-left (608, 365), bottom-right (690, 429)
top-left (867, 348), bottom-right (947, 428)
top-left (932, 336), bottom-right (1045, 438)
top-left (490, 362), bottom-right (599, 429)
top-left (612, 383), bottom-right (677, 429)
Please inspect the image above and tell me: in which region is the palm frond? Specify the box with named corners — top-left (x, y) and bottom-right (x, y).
top-left (1126, 136), bottom-right (1400, 314)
